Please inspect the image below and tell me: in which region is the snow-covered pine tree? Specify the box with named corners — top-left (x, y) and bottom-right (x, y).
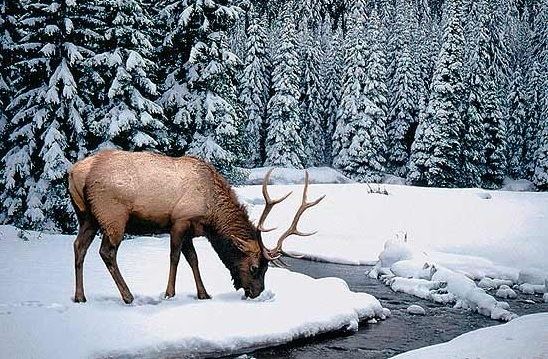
top-left (333, 2), bottom-right (387, 182)
top-left (331, 0), bottom-right (368, 175)
top-left (157, 1), bottom-right (245, 182)
top-left (525, 59), bottom-right (545, 178)
top-left (228, 7), bottom-right (247, 63)
top-left (387, 0), bottom-right (420, 176)
top-left (461, 0), bottom-right (488, 187)
top-left (507, 64), bottom-right (528, 179)
top-left (0, 0), bottom-right (24, 159)
top-left (533, 104), bottom-right (548, 190)
top-left (481, 74), bottom-right (507, 189)
top-left (240, 11), bottom-right (270, 167)
top-left (264, 9), bottom-right (305, 168)
top-left (155, 0), bottom-right (195, 154)
top-left (320, 18), bottom-right (343, 166)
top-left (353, 8), bottom-right (388, 182)
top-left (2, 0), bottom-right (101, 231)
top-left (407, 0), bottom-right (465, 187)
top-left (89, 0), bottom-right (166, 152)
top-left (0, 0), bottom-right (23, 224)
top-left (526, 0), bottom-right (548, 179)
top-left (299, 18), bottom-right (326, 167)
top-left (480, 1), bottom-right (510, 189)
top-left (297, 0), bottom-right (323, 29)
top-left (531, 0), bottom-right (548, 189)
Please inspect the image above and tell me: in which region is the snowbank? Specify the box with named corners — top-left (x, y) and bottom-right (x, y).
top-left (237, 183), bottom-right (548, 273)
top-left (391, 313), bottom-right (548, 358)
top-left (244, 166), bottom-right (353, 185)
top-left (501, 177), bottom-right (537, 192)
top-left (368, 237), bottom-right (519, 321)
top-left (0, 226), bottom-right (386, 358)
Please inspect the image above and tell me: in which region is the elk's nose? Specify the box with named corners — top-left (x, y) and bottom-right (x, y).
top-left (245, 288), bottom-right (259, 298)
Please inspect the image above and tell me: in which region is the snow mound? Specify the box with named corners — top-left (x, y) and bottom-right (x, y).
top-left (369, 237), bottom-right (518, 321)
top-left (0, 226), bottom-right (386, 358)
top-left (406, 304), bottom-right (426, 315)
top-left (244, 166), bottom-right (353, 185)
top-left (391, 313), bottom-right (548, 359)
top-left (501, 177), bottom-right (537, 192)
top-left (382, 174), bottom-right (407, 185)
top-left (475, 191), bottom-right (492, 199)
top-left (495, 285), bottom-right (517, 299)
top-left (477, 277), bottom-right (513, 290)
top-left (518, 268), bottom-right (547, 285)
top-left (518, 283), bottom-right (545, 295)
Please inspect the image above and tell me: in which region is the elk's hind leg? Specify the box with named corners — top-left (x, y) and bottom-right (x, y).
top-left (99, 211), bottom-right (134, 304)
top-left (73, 217), bottom-right (98, 303)
top-left (165, 220), bottom-right (190, 298)
top-left (182, 237), bottom-right (211, 300)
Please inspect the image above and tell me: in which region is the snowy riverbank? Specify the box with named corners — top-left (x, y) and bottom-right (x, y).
top-left (238, 183), bottom-right (548, 272)
top-left (391, 312), bottom-right (548, 358)
top-left (238, 182), bottom-right (548, 321)
top-left (0, 225), bottom-right (387, 358)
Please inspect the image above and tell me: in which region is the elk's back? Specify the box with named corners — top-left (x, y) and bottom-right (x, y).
top-left (69, 150), bottom-right (211, 230)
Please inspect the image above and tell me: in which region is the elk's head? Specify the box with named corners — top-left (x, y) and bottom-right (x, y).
top-left (232, 169), bottom-right (325, 299)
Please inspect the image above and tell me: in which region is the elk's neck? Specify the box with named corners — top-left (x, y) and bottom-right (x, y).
top-left (207, 183), bottom-right (256, 241)
top-left (204, 227), bottom-right (243, 289)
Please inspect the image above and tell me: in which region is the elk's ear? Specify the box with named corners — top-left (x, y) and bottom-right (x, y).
top-left (231, 235), bottom-right (250, 252)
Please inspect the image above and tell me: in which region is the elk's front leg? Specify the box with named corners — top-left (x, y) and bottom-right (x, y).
top-left (165, 221), bottom-right (190, 298)
top-left (181, 237), bottom-right (211, 299)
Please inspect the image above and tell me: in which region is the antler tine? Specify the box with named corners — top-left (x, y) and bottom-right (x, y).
top-left (257, 169), bottom-right (292, 232)
top-left (267, 171), bottom-right (325, 257)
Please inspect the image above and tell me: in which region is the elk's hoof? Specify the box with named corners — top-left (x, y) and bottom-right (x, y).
top-left (73, 294), bottom-right (87, 303)
top-left (122, 294), bottom-right (134, 304)
top-left (164, 291), bottom-right (175, 299)
top-left (197, 292), bottom-right (211, 300)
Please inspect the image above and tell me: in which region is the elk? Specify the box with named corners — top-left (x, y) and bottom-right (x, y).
top-left (69, 150), bottom-right (324, 304)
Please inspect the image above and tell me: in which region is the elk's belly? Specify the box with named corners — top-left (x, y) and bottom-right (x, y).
top-left (125, 212), bottom-right (171, 235)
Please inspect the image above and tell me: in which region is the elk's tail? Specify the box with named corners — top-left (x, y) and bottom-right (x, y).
top-left (68, 170), bottom-right (86, 214)
top-left (68, 158), bottom-right (94, 216)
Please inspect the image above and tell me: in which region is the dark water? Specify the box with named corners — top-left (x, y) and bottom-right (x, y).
top-left (230, 258), bottom-right (548, 359)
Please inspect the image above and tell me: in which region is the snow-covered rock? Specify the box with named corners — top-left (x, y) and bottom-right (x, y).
top-left (391, 313), bottom-right (548, 359)
top-left (518, 268), bottom-right (547, 285)
top-left (382, 174), bottom-right (407, 185)
top-left (0, 226), bottom-right (386, 358)
top-left (406, 304), bottom-right (426, 315)
top-left (475, 191), bottom-right (492, 199)
top-left (519, 283), bottom-right (545, 295)
top-left (478, 277), bottom-right (513, 290)
top-left (501, 177), bottom-right (537, 192)
top-left (244, 167), bottom-right (353, 185)
top-left (371, 239), bottom-right (518, 321)
top-left (495, 285), bottom-right (517, 299)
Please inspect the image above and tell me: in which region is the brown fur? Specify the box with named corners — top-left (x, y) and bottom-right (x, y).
top-left (69, 150), bottom-right (267, 304)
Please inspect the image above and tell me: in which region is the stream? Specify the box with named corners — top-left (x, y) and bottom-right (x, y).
top-left (232, 258), bottom-right (548, 359)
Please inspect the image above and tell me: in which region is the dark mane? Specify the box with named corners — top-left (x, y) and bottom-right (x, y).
top-left (199, 159), bottom-right (257, 241)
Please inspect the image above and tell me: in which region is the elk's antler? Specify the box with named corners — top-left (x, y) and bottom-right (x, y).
top-left (257, 168), bottom-right (292, 232)
top-left (264, 171), bottom-right (325, 260)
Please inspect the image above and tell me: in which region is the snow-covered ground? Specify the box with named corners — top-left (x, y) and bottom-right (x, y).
top-left (238, 182), bottom-right (548, 271)
top-left (238, 181), bottom-right (548, 321)
top-left (0, 225), bottom-right (387, 358)
top-left (391, 313), bottom-right (548, 359)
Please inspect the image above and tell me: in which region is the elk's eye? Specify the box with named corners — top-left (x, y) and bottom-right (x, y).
top-left (250, 264), bottom-right (258, 275)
